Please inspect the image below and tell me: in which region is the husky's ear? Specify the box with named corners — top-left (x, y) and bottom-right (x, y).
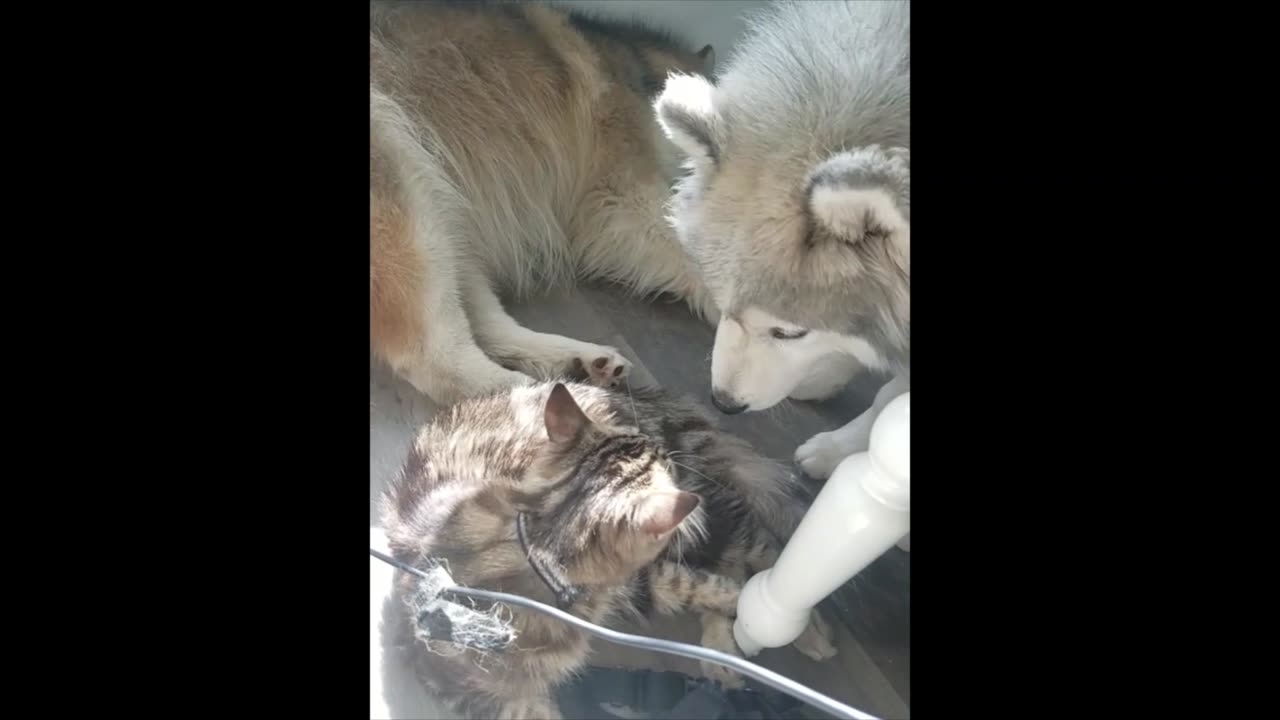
top-left (655, 73), bottom-right (720, 167)
top-left (544, 383), bottom-right (590, 445)
top-left (807, 147), bottom-right (910, 251)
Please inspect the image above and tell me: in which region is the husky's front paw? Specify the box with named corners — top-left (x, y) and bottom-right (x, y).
top-left (569, 347), bottom-right (630, 388)
top-left (795, 414), bottom-right (873, 479)
top-left (795, 431), bottom-right (854, 479)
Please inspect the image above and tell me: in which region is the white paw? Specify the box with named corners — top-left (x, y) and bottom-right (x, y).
top-left (793, 611), bottom-right (839, 662)
top-left (569, 346), bottom-right (631, 388)
top-left (795, 431), bottom-right (853, 479)
top-left (700, 660), bottom-right (745, 689)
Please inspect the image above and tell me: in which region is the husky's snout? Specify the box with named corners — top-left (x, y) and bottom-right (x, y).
top-left (710, 388), bottom-right (747, 415)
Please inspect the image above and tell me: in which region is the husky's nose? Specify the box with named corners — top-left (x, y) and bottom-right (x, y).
top-left (710, 389), bottom-right (747, 415)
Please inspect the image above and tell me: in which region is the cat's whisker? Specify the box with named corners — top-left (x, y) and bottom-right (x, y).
top-left (668, 450), bottom-right (709, 464)
top-left (763, 398), bottom-right (797, 423)
top-left (667, 459), bottom-right (728, 491)
top-left (622, 376), bottom-right (637, 425)
top-left (669, 531), bottom-right (686, 565)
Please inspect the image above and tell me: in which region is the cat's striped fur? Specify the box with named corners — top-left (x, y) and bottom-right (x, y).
top-left (383, 380), bottom-right (837, 719)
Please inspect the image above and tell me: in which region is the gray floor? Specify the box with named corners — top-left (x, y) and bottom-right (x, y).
top-left (370, 284), bottom-right (910, 719)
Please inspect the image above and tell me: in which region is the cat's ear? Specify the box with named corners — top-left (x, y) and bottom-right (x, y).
top-left (636, 491), bottom-right (701, 536)
top-left (544, 383), bottom-right (589, 445)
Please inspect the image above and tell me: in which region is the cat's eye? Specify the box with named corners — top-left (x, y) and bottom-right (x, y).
top-left (769, 327), bottom-right (809, 340)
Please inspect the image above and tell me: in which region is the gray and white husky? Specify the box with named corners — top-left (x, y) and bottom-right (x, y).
top-left (655, 0), bottom-right (910, 479)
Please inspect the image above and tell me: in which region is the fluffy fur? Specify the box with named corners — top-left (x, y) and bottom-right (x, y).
top-left (654, 0), bottom-right (911, 478)
top-left (370, 1), bottom-right (720, 406)
top-left (382, 380), bottom-right (837, 719)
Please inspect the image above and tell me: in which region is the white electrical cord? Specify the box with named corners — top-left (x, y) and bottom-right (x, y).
top-left (370, 548), bottom-right (880, 720)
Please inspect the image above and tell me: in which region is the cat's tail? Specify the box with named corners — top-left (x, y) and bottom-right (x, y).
top-left (722, 438), bottom-right (815, 544)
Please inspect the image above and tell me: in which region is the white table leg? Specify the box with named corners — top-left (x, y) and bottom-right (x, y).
top-left (734, 393), bottom-right (910, 656)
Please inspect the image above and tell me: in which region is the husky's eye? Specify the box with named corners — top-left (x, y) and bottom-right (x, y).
top-left (769, 327), bottom-right (809, 340)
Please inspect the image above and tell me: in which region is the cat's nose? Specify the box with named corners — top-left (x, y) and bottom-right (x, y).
top-left (710, 388), bottom-right (747, 415)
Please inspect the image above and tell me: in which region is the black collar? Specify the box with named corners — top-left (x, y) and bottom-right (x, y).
top-left (516, 512), bottom-right (583, 610)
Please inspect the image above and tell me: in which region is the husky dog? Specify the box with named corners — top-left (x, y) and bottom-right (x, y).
top-left (371, 1), bottom-right (718, 405)
top-left (654, 0), bottom-right (910, 479)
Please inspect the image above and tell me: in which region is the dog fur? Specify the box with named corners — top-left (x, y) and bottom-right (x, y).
top-left (654, 0), bottom-right (910, 478)
top-left (370, 1), bottom-right (718, 405)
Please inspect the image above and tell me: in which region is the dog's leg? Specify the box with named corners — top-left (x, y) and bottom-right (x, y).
top-left (376, 285), bottom-right (531, 406)
top-left (371, 90), bottom-right (531, 405)
top-left (796, 374), bottom-right (910, 479)
top-left (463, 281), bottom-right (631, 388)
top-left (370, 195), bottom-right (530, 405)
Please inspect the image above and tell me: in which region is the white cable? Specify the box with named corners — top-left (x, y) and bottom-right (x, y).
top-left (370, 548), bottom-right (880, 720)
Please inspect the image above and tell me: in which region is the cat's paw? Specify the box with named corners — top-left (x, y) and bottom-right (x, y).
top-left (700, 659), bottom-right (746, 690)
top-left (699, 612), bottom-right (746, 689)
top-left (793, 610), bottom-right (839, 662)
top-left (795, 431), bottom-right (854, 479)
top-left (570, 347), bottom-right (630, 388)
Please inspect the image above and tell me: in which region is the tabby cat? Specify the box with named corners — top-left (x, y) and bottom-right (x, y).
top-left (382, 380), bottom-right (837, 720)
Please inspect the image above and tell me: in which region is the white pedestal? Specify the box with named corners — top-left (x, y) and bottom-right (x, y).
top-left (734, 393), bottom-right (910, 656)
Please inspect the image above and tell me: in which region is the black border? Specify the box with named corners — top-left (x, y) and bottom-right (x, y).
top-left (103, 1), bottom-right (1196, 715)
